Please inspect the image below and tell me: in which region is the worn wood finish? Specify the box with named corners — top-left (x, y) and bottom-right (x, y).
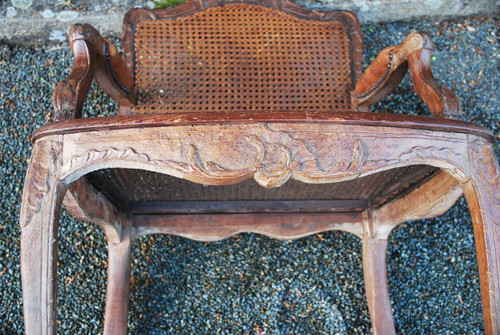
top-left (53, 121), bottom-right (495, 333)
top-left (103, 215), bottom-right (132, 335)
top-left (21, 119), bottom-right (499, 333)
top-left (20, 138), bottom-right (65, 335)
top-left (53, 24), bottom-right (134, 120)
top-left (63, 177), bottom-right (124, 243)
top-left (20, 1), bottom-right (500, 333)
top-left (462, 137), bottom-right (500, 334)
top-left (58, 123), bottom-right (472, 188)
top-left (374, 171), bottom-right (463, 237)
top-left (128, 199), bottom-right (367, 214)
top-left (352, 32), bottom-right (463, 119)
top-left (52, 25), bottom-right (96, 120)
top-left (32, 111), bottom-right (494, 143)
top-left (362, 228), bottom-right (396, 335)
top-left (134, 212), bottom-right (364, 241)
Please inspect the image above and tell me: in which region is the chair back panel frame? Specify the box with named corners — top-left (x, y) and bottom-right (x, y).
top-left (121, 0), bottom-right (363, 111)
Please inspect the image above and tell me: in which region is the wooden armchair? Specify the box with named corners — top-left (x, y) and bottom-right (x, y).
top-left (20, 1), bottom-right (499, 334)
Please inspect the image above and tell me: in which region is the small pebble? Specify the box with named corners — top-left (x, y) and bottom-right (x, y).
top-left (56, 10), bottom-right (79, 23)
top-left (10, 0), bottom-right (33, 10)
top-left (41, 9), bottom-right (55, 19)
top-left (49, 30), bottom-right (66, 42)
top-left (6, 7), bottom-right (17, 19)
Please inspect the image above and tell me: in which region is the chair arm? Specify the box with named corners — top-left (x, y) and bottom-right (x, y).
top-left (52, 24), bottom-right (134, 121)
top-left (352, 32), bottom-right (463, 119)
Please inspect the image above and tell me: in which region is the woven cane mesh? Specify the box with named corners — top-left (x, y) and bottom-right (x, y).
top-left (86, 165), bottom-right (436, 211)
top-left (133, 4), bottom-right (355, 114)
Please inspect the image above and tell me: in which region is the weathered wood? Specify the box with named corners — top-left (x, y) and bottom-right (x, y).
top-left (52, 25), bottom-right (97, 120)
top-left (362, 212), bottom-right (396, 335)
top-left (63, 177), bottom-right (124, 243)
top-left (128, 199), bottom-right (367, 214)
top-left (58, 122), bottom-right (471, 189)
top-left (373, 171), bottom-right (463, 238)
top-left (462, 137), bottom-right (500, 335)
top-left (20, 1), bottom-right (500, 334)
top-left (53, 24), bottom-right (134, 120)
top-left (352, 32), bottom-right (463, 119)
top-left (133, 212), bottom-right (364, 241)
top-left (20, 138), bottom-right (65, 335)
top-left (408, 47), bottom-right (463, 120)
top-left (361, 172), bottom-right (463, 334)
top-left (21, 121), bottom-right (499, 333)
top-left (32, 110), bottom-right (494, 143)
top-left (103, 215), bottom-right (132, 335)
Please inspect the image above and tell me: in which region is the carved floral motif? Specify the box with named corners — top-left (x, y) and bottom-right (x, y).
top-left (63, 130), bottom-right (370, 188)
top-left (361, 144), bottom-right (464, 174)
top-left (470, 139), bottom-right (500, 226)
top-left (68, 147), bottom-right (150, 170)
top-left (21, 141), bottom-right (61, 228)
top-left (62, 123), bottom-right (474, 191)
top-left (52, 80), bottom-right (77, 121)
top-left (398, 145), bottom-right (460, 162)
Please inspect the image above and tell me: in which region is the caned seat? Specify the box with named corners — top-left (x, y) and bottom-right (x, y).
top-left (20, 1), bottom-right (499, 334)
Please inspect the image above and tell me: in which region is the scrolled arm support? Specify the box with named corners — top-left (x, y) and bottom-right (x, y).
top-left (352, 32), bottom-right (464, 120)
top-left (52, 24), bottom-right (135, 121)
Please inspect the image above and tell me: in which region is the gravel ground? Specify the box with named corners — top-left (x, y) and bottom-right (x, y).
top-left (0, 15), bottom-right (498, 335)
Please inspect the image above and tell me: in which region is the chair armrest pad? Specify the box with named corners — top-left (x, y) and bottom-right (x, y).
top-left (52, 24), bottom-right (134, 121)
top-left (352, 32), bottom-right (463, 120)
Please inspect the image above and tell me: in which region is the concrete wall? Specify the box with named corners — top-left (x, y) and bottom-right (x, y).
top-left (1, 0), bottom-right (499, 43)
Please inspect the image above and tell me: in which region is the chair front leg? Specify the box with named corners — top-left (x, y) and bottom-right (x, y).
top-left (362, 213), bottom-right (396, 335)
top-left (104, 215), bottom-right (132, 335)
top-left (462, 138), bottom-right (500, 335)
top-left (20, 138), bottom-right (65, 335)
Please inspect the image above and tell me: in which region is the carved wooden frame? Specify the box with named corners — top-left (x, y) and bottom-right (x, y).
top-left (21, 116), bottom-right (500, 334)
top-left (19, 1), bottom-right (500, 334)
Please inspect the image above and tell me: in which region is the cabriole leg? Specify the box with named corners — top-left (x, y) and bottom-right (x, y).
top-left (362, 236), bottom-right (396, 335)
top-left (362, 213), bottom-right (396, 335)
top-left (103, 216), bottom-right (132, 335)
top-left (20, 139), bottom-right (65, 335)
top-left (463, 138), bottom-right (500, 335)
